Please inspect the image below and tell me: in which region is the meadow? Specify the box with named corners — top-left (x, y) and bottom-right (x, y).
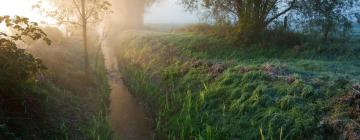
top-left (112, 29), bottom-right (360, 140)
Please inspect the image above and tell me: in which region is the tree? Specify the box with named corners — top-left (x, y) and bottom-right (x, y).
top-left (297, 0), bottom-right (359, 41)
top-left (109, 0), bottom-right (157, 28)
top-left (0, 15), bottom-right (50, 92)
top-left (182, 0), bottom-right (297, 33)
top-left (182, 0), bottom-right (360, 42)
top-left (34, 0), bottom-right (112, 76)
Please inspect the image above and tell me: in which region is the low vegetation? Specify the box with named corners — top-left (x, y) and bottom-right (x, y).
top-left (113, 30), bottom-right (360, 139)
top-left (26, 38), bottom-right (112, 140)
top-left (1, 0), bottom-right (359, 139)
top-left (0, 24), bottom-right (113, 139)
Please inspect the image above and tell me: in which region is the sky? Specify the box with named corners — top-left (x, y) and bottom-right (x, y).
top-left (0, 0), bottom-right (41, 20)
top-left (144, 0), bottom-right (200, 24)
top-left (0, 0), bottom-right (199, 24)
top-left (0, 0), bottom-right (55, 24)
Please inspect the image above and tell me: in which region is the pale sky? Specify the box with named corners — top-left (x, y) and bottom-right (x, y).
top-left (0, 0), bottom-right (42, 20)
top-left (0, 0), bottom-right (55, 24)
top-left (144, 0), bottom-right (200, 24)
top-left (0, 0), bottom-right (199, 24)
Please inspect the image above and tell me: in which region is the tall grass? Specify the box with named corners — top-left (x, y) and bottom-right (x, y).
top-left (113, 31), bottom-right (359, 139)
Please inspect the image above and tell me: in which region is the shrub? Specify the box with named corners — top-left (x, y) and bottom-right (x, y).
top-left (0, 40), bottom-right (46, 93)
top-left (0, 15), bottom-right (49, 93)
top-left (175, 24), bottom-right (238, 41)
top-left (0, 16), bottom-right (50, 138)
top-left (177, 24), bottom-right (306, 47)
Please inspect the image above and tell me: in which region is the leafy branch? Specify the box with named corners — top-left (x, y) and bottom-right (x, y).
top-left (0, 15), bottom-right (51, 45)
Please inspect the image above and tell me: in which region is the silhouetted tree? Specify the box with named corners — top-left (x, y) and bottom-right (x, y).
top-left (297, 0), bottom-right (359, 41)
top-left (182, 0), bottom-right (359, 41)
top-left (182, 0), bottom-right (297, 33)
top-left (34, 0), bottom-right (112, 76)
top-left (109, 0), bottom-right (157, 28)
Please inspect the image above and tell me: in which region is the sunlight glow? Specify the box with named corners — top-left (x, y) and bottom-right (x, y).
top-left (0, 0), bottom-right (56, 24)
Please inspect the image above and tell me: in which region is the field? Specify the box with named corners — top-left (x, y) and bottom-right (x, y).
top-left (111, 30), bottom-right (360, 139)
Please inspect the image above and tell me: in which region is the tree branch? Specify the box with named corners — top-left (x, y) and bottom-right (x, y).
top-left (265, 0), bottom-right (296, 26)
top-left (58, 20), bottom-right (82, 26)
top-left (72, 0), bottom-right (83, 17)
top-left (86, 0), bottom-right (98, 20)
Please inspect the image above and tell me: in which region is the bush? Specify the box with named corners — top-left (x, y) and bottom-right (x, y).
top-left (261, 30), bottom-right (304, 47)
top-left (0, 41), bottom-right (46, 93)
top-left (176, 24), bottom-right (238, 41)
top-left (0, 16), bottom-right (50, 139)
top-left (176, 24), bottom-right (305, 47)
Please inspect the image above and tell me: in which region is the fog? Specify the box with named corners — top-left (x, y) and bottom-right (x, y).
top-left (108, 0), bottom-right (199, 27)
top-left (144, 0), bottom-right (199, 24)
top-left (0, 0), bottom-right (199, 27)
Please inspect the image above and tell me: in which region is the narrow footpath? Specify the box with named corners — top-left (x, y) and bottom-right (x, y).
top-left (102, 46), bottom-right (154, 140)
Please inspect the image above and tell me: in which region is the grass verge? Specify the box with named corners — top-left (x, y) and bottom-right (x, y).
top-left (113, 31), bottom-right (360, 140)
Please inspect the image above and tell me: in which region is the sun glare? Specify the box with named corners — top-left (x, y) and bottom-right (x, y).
top-left (0, 0), bottom-right (56, 24)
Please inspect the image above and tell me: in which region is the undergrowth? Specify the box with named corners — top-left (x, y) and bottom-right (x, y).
top-left (0, 37), bottom-right (114, 140)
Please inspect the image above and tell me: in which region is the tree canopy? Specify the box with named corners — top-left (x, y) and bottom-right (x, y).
top-left (34, 0), bottom-right (112, 75)
top-left (182, 0), bottom-right (297, 32)
top-left (182, 0), bottom-right (360, 40)
top-left (296, 0), bottom-right (360, 40)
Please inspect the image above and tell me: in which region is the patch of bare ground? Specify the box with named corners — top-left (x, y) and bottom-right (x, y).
top-left (323, 84), bottom-right (360, 140)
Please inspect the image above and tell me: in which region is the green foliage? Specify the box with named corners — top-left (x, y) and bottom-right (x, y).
top-left (182, 0), bottom-right (296, 33)
top-left (175, 24), bottom-right (239, 42)
top-left (181, 0), bottom-right (360, 42)
top-left (113, 31), bottom-right (359, 139)
top-left (28, 38), bottom-right (114, 139)
top-left (0, 40), bottom-right (45, 92)
top-left (0, 15), bottom-right (50, 92)
top-left (296, 0), bottom-right (360, 40)
top-left (0, 15), bottom-right (51, 44)
top-left (0, 16), bottom-right (113, 139)
top-left (0, 15), bottom-right (51, 139)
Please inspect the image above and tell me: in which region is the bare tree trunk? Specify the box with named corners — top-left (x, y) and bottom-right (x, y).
top-left (81, 0), bottom-right (90, 76)
top-left (284, 16), bottom-right (288, 30)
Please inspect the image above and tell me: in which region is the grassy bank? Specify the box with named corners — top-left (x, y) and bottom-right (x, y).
top-left (113, 31), bottom-right (360, 139)
top-left (0, 38), bottom-right (114, 140)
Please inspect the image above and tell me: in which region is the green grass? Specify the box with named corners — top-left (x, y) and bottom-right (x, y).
top-left (112, 31), bottom-right (360, 140)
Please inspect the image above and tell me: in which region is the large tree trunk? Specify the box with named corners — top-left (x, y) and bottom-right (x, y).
top-left (81, 0), bottom-right (90, 76)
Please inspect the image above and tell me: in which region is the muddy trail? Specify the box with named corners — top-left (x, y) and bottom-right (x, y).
top-left (102, 46), bottom-right (154, 140)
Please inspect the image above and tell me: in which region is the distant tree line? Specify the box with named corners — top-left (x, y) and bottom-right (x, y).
top-left (182, 0), bottom-right (360, 41)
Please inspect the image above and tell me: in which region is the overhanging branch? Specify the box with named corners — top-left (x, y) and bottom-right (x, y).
top-left (265, 0), bottom-right (296, 26)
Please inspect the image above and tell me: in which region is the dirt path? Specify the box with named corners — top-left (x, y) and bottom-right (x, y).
top-left (102, 46), bottom-right (154, 140)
